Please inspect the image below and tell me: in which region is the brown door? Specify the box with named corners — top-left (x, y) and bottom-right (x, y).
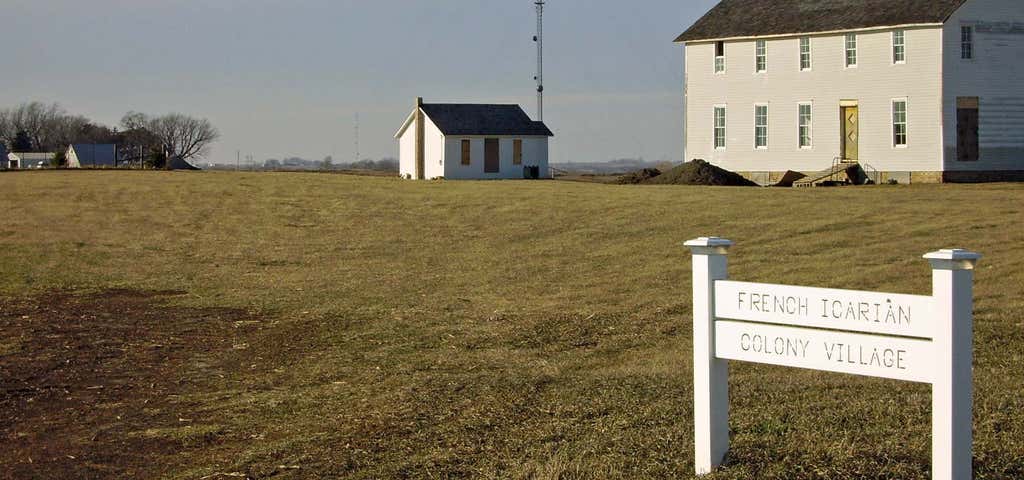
top-left (841, 106), bottom-right (859, 161)
top-left (957, 97), bottom-right (979, 162)
top-left (484, 138), bottom-right (500, 173)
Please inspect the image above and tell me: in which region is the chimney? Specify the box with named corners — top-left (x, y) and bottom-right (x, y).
top-left (415, 97), bottom-right (425, 179)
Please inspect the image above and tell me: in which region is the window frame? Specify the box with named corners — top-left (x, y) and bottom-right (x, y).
top-left (714, 41), bottom-right (726, 74)
top-left (713, 105), bottom-right (727, 150)
top-left (845, 33), bottom-right (858, 68)
top-left (892, 30), bottom-right (906, 64)
top-left (798, 102), bottom-right (813, 149)
top-left (799, 37), bottom-right (812, 71)
top-left (961, 25), bottom-right (974, 60)
top-left (892, 99), bottom-right (909, 148)
top-left (754, 104), bottom-right (769, 149)
top-left (755, 39), bottom-right (767, 73)
top-left (461, 139), bottom-right (472, 165)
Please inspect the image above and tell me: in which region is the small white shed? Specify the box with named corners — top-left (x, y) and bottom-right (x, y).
top-left (395, 98), bottom-right (553, 180)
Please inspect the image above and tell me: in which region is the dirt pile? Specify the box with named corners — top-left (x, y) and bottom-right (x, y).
top-left (645, 159), bottom-right (758, 186)
top-left (616, 168), bottom-right (662, 184)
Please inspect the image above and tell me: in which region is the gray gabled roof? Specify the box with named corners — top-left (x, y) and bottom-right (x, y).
top-left (70, 144), bottom-right (117, 166)
top-left (675, 0), bottom-right (969, 43)
top-left (420, 104), bottom-right (554, 137)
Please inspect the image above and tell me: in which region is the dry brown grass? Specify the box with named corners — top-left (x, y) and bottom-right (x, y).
top-left (1, 170), bottom-right (1023, 479)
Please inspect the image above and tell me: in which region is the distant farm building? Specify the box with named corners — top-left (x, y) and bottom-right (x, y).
top-left (7, 152), bottom-right (55, 169)
top-left (677, 0), bottom-right (1024, 184)
top-left (66, 144), bottom-right (117, 168)
top-left (395, 98), bottom-right (553, 180)
top-left (168, 155), bottom-right (201, 170)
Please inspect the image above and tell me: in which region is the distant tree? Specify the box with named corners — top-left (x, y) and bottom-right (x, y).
top-left (51, 150), bottom-right (67, 168)
top-left (148, 148), bottom-right (167, 169)
top-left (13, 130), bottom-right (32, 151)
top-left (321, 155), bottom-right (333, 170)
top-left (146, 113), bottom-right (220, 169)
top-left (117, 112), bottom-right (161, 168)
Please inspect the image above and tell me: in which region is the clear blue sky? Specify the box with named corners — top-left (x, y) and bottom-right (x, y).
top-left (0, 0), bottom-right (719, 165)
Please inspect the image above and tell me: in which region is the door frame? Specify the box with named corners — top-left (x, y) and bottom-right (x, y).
top-left (840, 100), bottom-right (859, 161)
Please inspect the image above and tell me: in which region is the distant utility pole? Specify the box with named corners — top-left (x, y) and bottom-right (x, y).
top-left (534, 0), bottom-right (545, 121)
top-left (236, 150), bottom-right (240, 171)
top-left (355, 112), bottom-right (360, 164)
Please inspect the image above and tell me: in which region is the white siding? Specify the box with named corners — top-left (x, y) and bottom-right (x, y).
top-left (423, 115), bottom-right (445, 179)
top-left (443, 136), bottom-right (548, 180)
top-left (942, 0), bottom-right (1024, 172)
top-left (397, 110), bottom-right (445, 179)
top-left (66, 146), bottom-right (81, 168)
top-left (685, 27), bottom-right (944, 174)
top-left (398, 121), bottom-right (415, 178)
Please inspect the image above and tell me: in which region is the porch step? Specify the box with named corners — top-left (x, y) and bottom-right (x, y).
top-left (793, 162), bottom-right (860, 187)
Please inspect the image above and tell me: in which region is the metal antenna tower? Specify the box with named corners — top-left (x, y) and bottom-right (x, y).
top-left (533, 0), bottom-right (545, 121)
top-left (354, 112), bottom-right (360, 163)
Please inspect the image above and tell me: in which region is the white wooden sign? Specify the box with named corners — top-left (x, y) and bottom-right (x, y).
top-left (685, 237), bottom-right (980, 480)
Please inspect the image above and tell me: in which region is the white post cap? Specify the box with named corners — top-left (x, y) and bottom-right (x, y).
top-left (924, 249), bottom-right (982, 270)
top-left (685, 237), bottom-right (734, 255)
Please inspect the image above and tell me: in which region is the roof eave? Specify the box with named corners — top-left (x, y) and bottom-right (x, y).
top-left (675, 22), bottom-right (945, 44)
top-left (393, 109), bottom-right (418, 139)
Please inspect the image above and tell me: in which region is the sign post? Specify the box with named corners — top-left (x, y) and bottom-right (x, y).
top-left (685, 237), bottom-right (732, 474)
top-left (926, 249), bottom-right (981, 480)
top-left (686, 238), bottom-right (980, 479)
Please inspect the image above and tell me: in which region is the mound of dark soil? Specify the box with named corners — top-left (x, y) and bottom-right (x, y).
top-left (645, 159), bottom-right (758, 186)
top-left (616, 168), bottom-right (662, 184)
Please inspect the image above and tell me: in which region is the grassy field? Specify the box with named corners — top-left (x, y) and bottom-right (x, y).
top-left (1, 170), bottom-right (1022, 479)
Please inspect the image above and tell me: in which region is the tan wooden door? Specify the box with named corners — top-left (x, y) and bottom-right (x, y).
top-left (842, 106), bottom-right (859, 161)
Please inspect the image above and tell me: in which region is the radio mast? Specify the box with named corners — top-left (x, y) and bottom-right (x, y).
top-left (354, 112), bottom-right (360, 164)
top-left (534, 1), bottom-right (545, 121)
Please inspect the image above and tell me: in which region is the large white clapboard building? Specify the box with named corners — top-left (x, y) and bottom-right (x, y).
top-left (395, 98), bottom-right (553, 180)
top-left (677, 0), bottom-right (1024, 184)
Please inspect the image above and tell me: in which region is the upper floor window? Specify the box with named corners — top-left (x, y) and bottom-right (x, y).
top-left (893, 30), bottom-right (906, 64)
top-left (755, 40), bottom-right (767, 72)
top-left (715, 41), bottom-right (726, 73)
top-left (714, 106), bottom-right (727, 149)
top-left (961, 26), bottom-right (974, 59)
top-left (845, 34), bottom-right (858, 67)
top-left (893, 100), bottom-right (908, 147)
top-left (799, 37), bottom-right (811, 70)
top-left (754, 105), bottom-right (768, 148)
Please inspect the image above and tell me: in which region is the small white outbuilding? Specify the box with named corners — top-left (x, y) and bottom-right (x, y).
top-left (395, 98), bottom-right (553, 180)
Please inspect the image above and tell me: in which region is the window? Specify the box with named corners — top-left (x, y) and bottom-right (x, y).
top-left (893, 100), bottom-right (908, 147)
top-left (715, 41), bottom-right (726, 73)
top-left (714, 106), bottom-right (727, 149)
top-left (893, 30), bottom-right (906, 63)
top-left (755, 40), bottom-right (767, 72)
top-left (461, 139), bottom-right (471, 165)
top-left (799, 37), bottom-right (811, 70)
top-left (798, 103), bottom-right (812, 148)
top-left (754, 105), bottom-right (768, 148)
top-left (845, 34), bottom-right (857, 67)
top-left (961, 26), bottom-right (974, 59)
top-left (513, 139), bottom-right (523, 165)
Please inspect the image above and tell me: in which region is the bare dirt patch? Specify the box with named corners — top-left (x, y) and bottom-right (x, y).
top-left (0, 290), bottom-right (266, 479)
